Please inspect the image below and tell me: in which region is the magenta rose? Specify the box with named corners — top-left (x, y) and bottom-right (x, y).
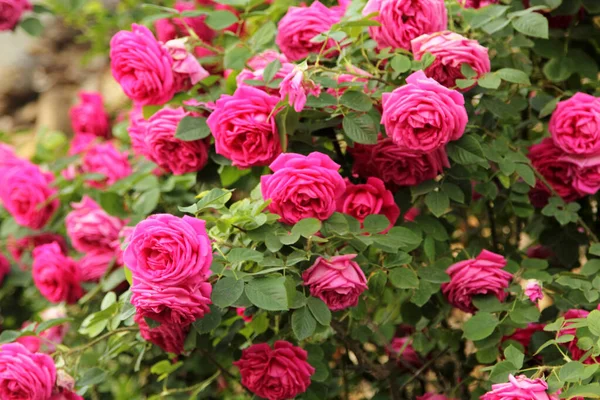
top-left (351, 136), bottom-right (450, 189)
top-left (302, 254), bottom-right (368, 311)
top-left (144, 107), bottom-right (209, 175)
top-left (417, 394), bottom-right (456, 400)
top-left (66, 196), bottom-right (125, 253)
top-left (502, 323), bottom-right (545, 351)
top-left (131, 281), bottom-right (212, 326)
top-left (110, 24), bottom-right (177, 105)
top-left (0, 0), bottom-right (31, 31)
top-left (382, 70), bottom-right (467, 154)
top-left (525, 281), bottom-right (543, 303)
top-left (362, 0), bottom-right (447, 51)
top-left (0, 161), bottom-right (59, 230)
top-left (7, 233), bottom-right (67, 269)
top-left (32, 243), bottom-right (84, 304)
top-left (236, 57), bottom-right (294, 96)
top-left (411, 31), bottom-right (490, 90)
top-left (81, 142), bottom-right (132, 188)
top-left (527, 138), bottom-right (580, 207)
top-left (456, 0), bottom-right (498, 8)
top-left (237, 307), bottom-right (253, 323)
top-left (549, 93), bottom-right (600, 155)
top-left (279, 67), bottom-right (322, 113)
top-left (261, 152), bottom-right (346, 225)
top-left (0, 343), bottom-right (56, 399)
top-left (558, 309), bottom-right (597, 364)
top-left (68, 133), bottom-right (99, 156)
top-left (0, 143), bottom-right (22, 169)
top-left (127, 104), bottom-right (150, 158)
top-left (233, 341), bottom-right (315, 400)
top-left (481, 375), bottom-right (559, 400)
top-left (207, 86), bottom-right (282, 169)
top-left (441, 250), bottom-right (512, 313)
top-left (276, 1), bottom-right (342, 61)
top-left (51, 389), bottom-right (84, 400)
top-left (134, 313), bottom-right (188, 354)
top-left (337, 177), bottom-right (400, 233)
top-left (123, 214), bottom-right (213, 286)
top-left (69, 91), bottom-right (110, 138)
top-left (0, 253), bottom-right (9, 285)
top-left (164, 38), bottom-right (209, 88)
top-left (389, 337), bottom-right (422, 368)
top-left (79, 250), bottom-right (116, 282)
top-left (155, 1), bottom-right (215, 43)
top-left (564, 154), bottom-right (600, 196)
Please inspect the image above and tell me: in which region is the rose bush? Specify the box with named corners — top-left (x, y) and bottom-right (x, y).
top-left (1, 0), bottom-right (600, 399)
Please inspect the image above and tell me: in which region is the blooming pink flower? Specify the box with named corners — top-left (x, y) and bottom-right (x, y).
top-left (68, 133), bottom-right (99, 156)
top-left (565, 154), bottom-right (600, 196)
top-left (65, 196), bottom-right (126, 254)
top-left (276, 1), bottom-right (343, 61)
top-left (81, 142), bottom-right (132, 188)
top-left (456, 0), bottom-right (498, 8)
top-left (127, 104), bottom-right (150, 158)
top-left (69, 91), bottom-right (110, 138)
top-left (134, 313), bottom-right (189, 354)
top-left (7, 233), bottom-right (67, 270)
top-left (302, 254), bottom-right (368, 311)
top-left (442, 250), bottom-right (512, 313)
top-left (362, 0), bottom-right (447, 51)
top-left (0, 253), bottom-right (10, 286)
top-left (549, 93), bottom-right (600, 156)
top-left (207, 86), bottom-right (282, 169)
top-left (279, 67), bottom-right (322, 112)
top-left (0, 343), bottom-right (56, 399)
top-left (79, 250), bottom-right (116, 282)
top-left (480, 375), bottom-right (559, 400)
top-left (350, 135), bottom-right (450, 189)
top-left (144, 107), bottom-right (209, 175)
top-left (382, 71), bottom-right (467, 154)
top-left (110, 24), bottom-right (177, 105)
top-left (32, 243), bottom-right (84, 304)
top-left (0, 0), bottom-right (31, 31)
top-left (558, 309), bottom-right (597, 364)
top-left (417, 394), bottom-right (456, 400)
top-left (389, 337), bottom-right (422, 368)
top-left (233, 341), bottom-right (314, 400)
top-left (411, 31), bottom-right (490, 90)
top-left (525, 281), bottom-right (543, 303)
top-left (236, 56), bottom-right (294, 96)
top-left (0, 143), bottom-right (22, 169)
top-left (261, 152), bottom-right (346, 225)
top-left (337, 177), bottom-right (400, 232)
top-left (0, 161), bottom-right (59, 230)
top-left (165, 38), bottom-right (209, 87)
top-left (155, 1), bottom-right (215, 43)
top-left (236, 307), bottom-right (252, 323)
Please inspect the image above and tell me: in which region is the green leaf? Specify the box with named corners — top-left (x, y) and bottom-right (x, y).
top-left (307, 297), bottom-right (332, 326)
top-left (590, 244), bottom-right (600, 257)
top-left (587, 310), bottom-right (600, 336)
top-left (224, 46), bottom-right (252, 70)
top-left (561, 383), bottom-right (600, 399)
top-left (389, 268), bottom-right (419, 289)
top-left (390, 55), bottom-right (411, 73)
top-left (192, 305), bottom-right (222, 334)
top-left (248, 21), bottom-right (276, 50)
top-left (504, 345), bottom-right (524, 369)
top-left (515, 164), bottom-right (536, 187)
top-left (292, 218), bottom-right (322, 238)
top-left (496, 68), bottom-right (531, 85)
top-left (446, 135), bottom-right (486, 165)
top-left (489, 360), bottom-right (518, 383)
top-left (175, 116), bottom-right (211, 141)
top-left (417, 267), bottom-right (450, 283)
top-left (340, 91), bottom-right (373, 112)
top-left (463, 312), bottom-right (499, 341)
top-left (560, 361), bottom-right (585, 383)
top-left (343, 113), bottom-right (378, 144)
top-left (581, 259), bottom-right (600, 276)
top-left (441, 182), bottom-right (465, 204)
top-left (478, 73), bottom-right (502, 89)
top-left (78, 368), bottom-right (108, 387)
top-left (425, 191), bottom-right (449, 217)
top-left (205, 10), bottom-right (238, 30)
top-left (461, 63), bottom-right (477, 79)
top-left (363, 215), bottom-right (391, 234)
top-left (512, 13), bottom-right (548, 38)
top-left (132, 188), bottom-right (160, 215)
top-left (20, 17), bottom-right (44, 36)
top-left (262, 60), bottom-right (282, 84)
top-left (0, 330), bottom-right (21, 344)
top-left (292, 306), bottom-right (317, 340)
top-left (35, 318), bottom-right (72, 334)
top-left (245, 277), bottom-right (289, 311)
top-left (193, 188), bottom-right (233, 212)
top-left (227, 248), bottom-right (263, 264)
top-left (543, 58), bottom-right (575, 82)
top-left (212, 277), bottom-right (244, 308)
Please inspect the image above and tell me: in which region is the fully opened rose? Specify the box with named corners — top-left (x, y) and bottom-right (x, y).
top-left (549, 93), bottom-right (600, 156)
top-left (481, 375), bottom-right (559, 400)
top-left (0, 0), bottom-right (31, 31)
top-left (0, 343), bottom-right (56, 399)
top-left (32, 243), bottom-right (84, 304)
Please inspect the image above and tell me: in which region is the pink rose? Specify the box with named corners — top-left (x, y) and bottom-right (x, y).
top-left (236, 307), bottom-right (252, 323)
top-left (261, 152), bottom-right (346, 225)
top-left (0, 161), bottom-right (59, 230)
top-left (481, 375), bottom-right (559, 400)
top-left (123, 214), bottom-right (213, 287)
top-left (276, 1), bottom-right (342, 61)
top-left (110, 24), bottom-right (176, 105)
top-left (502, 323), bottom-right (545, 351)
top-left (233, 341), bottom-right (315, 400)
top-left (32, 243), bottom-right (84, 304)
top-left (442, 250), bottom-right (512, 313)
top-left (236, 59), bottom-right (294, 96)
top-left (418, 394), bottom-right (456, 400)
top-left (144, 107), bottom-right (209, 175)
top-left (565, 154), bottom-right (600, 196)
top-left (0, 253), bottom-right (9, 286)
top-left (131, 281), bottom-right (212, 326)
top-left (411, 31), bottom-right (490, 90)
top-left (79, 250), bottom-right (116, 282)
top-left (527, 138), bottom-right (580, 207)
top-left (165, 38), bottom-right (209, 87)
top-left (134, 313), bottom-right (188, 354)
top-left (389, 337), bottom-right (422, 368)
top-left (81, 142), bottom-right (132, 188)
top-left (51, 389), bottom-right (84, 400)
top-left (549, 93), bottom-right (600, 155)
top-left (558, 309), bottom-right (597, 364)
top-left (302, 254), bottom-right (368, 311)
top-left (68, 133), bottom-right (99, 156)
top-left (127, 105), bottom-right (150, 158)
top-left (525, 281), bottom-right (543, 303)
top-left (7, 233), bottom-right (67, 270)
top-left (246, 50), bottom-right (289, 70)
top-left (337, 177), bottom-right (400, 233)
top-left (0, 144), bottom-right (21, 169)
top-left (456, 0), bottom-right (498, 8)
top-left (382, 71), bottom-right (467, 154)
top-left (207, 86), bottom-right (282, 169)
top-left (66, 196), bottom-right (126, 253)
top-left (155, 1), bottom-right (215, 43)
top-left (279, 67), bottom-right (322, 113)
top-left (114, 226), bottom-right (135, 267)
top-left (0, 0), bottom-right (31, 31)
top-left (69, 91), bottom-right (110, 138)
top-left (362, 0), bottom-right (447, 51)
top-left (0, 343), bottom-right (56, 399)
top-left (350, 136), bottom-right (450, 189)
